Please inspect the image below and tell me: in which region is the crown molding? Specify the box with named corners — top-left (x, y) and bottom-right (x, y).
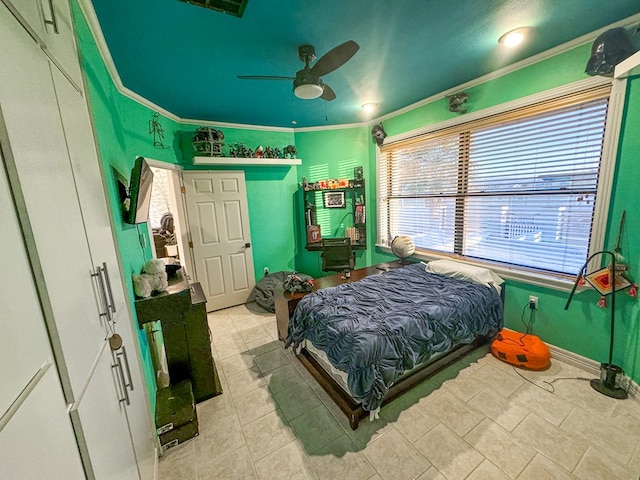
top-left (372, 12), bottom-right (640, 126)
top-left (76, 1), bottom-right (640, 133)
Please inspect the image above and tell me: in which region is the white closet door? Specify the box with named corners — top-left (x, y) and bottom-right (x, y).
top-left (0, 0), bottom-right (45, 39)
top-left (1, 132), bottom-right (84, 480)
top-left (0, 149), bottom-right (56, 415)
top-left (0, 366), bottom-right (85, 480)
top-left (52, 66), bottom-right (126, 315)
top-left (39, 0), bottom-right (83, 88)
top-left (115, 312), bottom-right (157, 480)
top-left (1, 0), bottom-right (82, 88)
top-left (70, 341), bottom-right (141, 480)
top-left (51, 38), bottom-right (156, 480)
top-left (0, 3), bottom-right (107, 397)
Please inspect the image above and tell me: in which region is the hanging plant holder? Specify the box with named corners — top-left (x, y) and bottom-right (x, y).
top-left (192, 127), bottom-right (225, 157)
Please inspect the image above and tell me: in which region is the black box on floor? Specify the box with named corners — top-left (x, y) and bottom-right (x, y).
top-left (159, 418), bottom-right (199, 453)
top-left (155, 380), bottom-right (198, 451)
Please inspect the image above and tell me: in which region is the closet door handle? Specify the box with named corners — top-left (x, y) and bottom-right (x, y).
top-left (109, 335), bottom-right (129, 404)
top-left (117, 346), bottom-right (134, 392)
top-left (112, 357), bottom-right (129, 405)
top-left (91, 267), bottom-right (111, 323)
top-left (42, 0), bottom-right (59, 34)
top-left (101, 262), bottom-right (117, 316)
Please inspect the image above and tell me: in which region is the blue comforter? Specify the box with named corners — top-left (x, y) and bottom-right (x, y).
top-left (285, 263), bottom-right (504, 411)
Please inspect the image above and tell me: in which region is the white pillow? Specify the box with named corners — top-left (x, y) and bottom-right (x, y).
top-left (424, 259), bottom-right (504, 293)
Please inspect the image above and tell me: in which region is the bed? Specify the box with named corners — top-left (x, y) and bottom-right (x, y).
top-left (285, 260), bottom-right (504, 429)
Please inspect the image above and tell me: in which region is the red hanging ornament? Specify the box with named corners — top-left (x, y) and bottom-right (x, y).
top-left (596, 295), bottom-right (607, 308)
top-left (629, 283), bottom-right (638, 298)
top-left (578, 276), bottom-right (586, 286)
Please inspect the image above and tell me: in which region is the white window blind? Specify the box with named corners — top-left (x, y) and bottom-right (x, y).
top-left (379, 85), bottom-right (611, 276)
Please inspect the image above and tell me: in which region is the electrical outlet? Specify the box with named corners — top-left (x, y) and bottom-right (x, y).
top-left (529, 295), bottom-right (538, 310)
top-left (263, 267), bottom-right (269, 276)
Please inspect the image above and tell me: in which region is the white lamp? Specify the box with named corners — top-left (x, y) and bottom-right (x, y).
top-left (498, 27), bottom-right (531, 48)
top-left (294, 83), bottom-right (323, 99)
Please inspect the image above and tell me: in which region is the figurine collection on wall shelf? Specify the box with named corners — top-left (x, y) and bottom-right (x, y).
top-left (191, 126), bottom-right (297, 159)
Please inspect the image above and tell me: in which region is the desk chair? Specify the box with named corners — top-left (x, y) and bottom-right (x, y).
top-left (321, 238), bottom-right (355, 273)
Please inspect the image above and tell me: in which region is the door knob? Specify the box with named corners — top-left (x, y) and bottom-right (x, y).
top-left (244, 242), bottom-right (251, 248)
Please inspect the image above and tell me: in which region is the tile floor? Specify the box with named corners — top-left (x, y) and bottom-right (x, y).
top-left (158, 304), bottom-right (640, 480)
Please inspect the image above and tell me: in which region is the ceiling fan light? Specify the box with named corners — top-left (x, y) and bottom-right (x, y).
top-left (294, 83), bottom-right (323, 99)
top-left (499, 27), bottom-right (530, 48)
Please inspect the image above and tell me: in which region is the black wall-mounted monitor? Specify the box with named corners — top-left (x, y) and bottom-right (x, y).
top-left (124, 156), bottom-right (154, 225)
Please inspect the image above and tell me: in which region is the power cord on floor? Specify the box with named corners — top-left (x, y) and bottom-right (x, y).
top-left (511, 366), bottom-right (593, 394)
top-left (501, 302), bottom-right (594, 394)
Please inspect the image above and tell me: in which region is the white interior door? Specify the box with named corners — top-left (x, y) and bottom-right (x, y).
top-left (183, 170), bottom-right (255, 311)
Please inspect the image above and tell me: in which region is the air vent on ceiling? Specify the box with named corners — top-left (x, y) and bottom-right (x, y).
top-left (179, 0), bottom-right (248, 17)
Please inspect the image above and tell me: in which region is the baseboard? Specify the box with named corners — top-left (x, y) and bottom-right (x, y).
top-left (547, 344), bottom-right (600, 375)
top-left (500, 328), bottom-right (639, 401)
top-left (547, 342), bottom-right (640, 401)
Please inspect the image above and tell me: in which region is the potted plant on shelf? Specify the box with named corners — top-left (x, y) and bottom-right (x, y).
top-left (162, 231), bottom-right (179, 257)
top-left (159, 212), bottom-right (178, 257)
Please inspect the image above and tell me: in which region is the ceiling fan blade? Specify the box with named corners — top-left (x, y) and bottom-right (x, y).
top-left (321, 84), bottom-right (336, 101)
top-left (237, 75), bottom-right (294, 80)
top-left (310, 40), bottom-right (359, 77)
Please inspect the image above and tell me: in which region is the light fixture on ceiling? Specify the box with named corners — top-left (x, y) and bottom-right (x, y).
top-left (361, 102), bottom-right (378, 112)
top-left (293, 72), bottom-right (324, 99)
top-left (498, 27), bottom-right (530, 48)
top-left (294, 82), bottom-right (324, 99)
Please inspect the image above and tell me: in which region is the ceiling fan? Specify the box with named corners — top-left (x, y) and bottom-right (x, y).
top-left (237, 40), bottom-right (359, 101)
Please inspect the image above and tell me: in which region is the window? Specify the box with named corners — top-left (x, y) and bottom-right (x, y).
top-left (149, 167), bottom-right (175, 229)
top-left (378, 85), bottom-right (611, 277)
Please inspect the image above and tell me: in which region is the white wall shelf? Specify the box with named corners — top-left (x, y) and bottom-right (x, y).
top-left (193, 156), bottom-right (301, 166)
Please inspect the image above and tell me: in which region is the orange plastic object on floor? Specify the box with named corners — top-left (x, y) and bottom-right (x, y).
top-left (491, 329), bottom-right (551, 370)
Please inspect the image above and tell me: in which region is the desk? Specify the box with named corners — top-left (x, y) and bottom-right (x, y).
top-left (274, 261), bottom-right (404, 342)
top-left (135, 271), bottom-right (222, 402)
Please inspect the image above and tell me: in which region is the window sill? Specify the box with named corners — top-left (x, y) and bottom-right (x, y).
top-left (377, 245), bottom-right (578, 292)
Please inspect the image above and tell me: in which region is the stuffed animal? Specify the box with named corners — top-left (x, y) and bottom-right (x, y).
top-left (143, 259), bottom-right (166, 275)
top-left (132, 274), bottom-right (153, 298)
top-left (132, 259), bottom-right (169, 298)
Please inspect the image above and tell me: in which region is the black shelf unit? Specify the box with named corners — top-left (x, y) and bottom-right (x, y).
top-left (303, 178), bottom-right (366, 251)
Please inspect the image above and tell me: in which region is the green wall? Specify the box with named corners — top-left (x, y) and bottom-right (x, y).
top-left (72, 3), bottom-right (300, 410)
top-left (293, 46), bottom-right (640, 384)
top-left (293, 127), bottom-right (371, 276)
top-left (73, 3), bottom-right (177, 410)
top-left (74, 0), bottom-right (639, 394)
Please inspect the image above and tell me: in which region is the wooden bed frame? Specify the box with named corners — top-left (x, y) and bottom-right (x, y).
top-left (278, 262), bottom-right (503, 430)
top-left (297, 336), bottom-right (492, 430)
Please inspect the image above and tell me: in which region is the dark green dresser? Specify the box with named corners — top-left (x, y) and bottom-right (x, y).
top-left (135, 272), bottom-right (222, 402)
